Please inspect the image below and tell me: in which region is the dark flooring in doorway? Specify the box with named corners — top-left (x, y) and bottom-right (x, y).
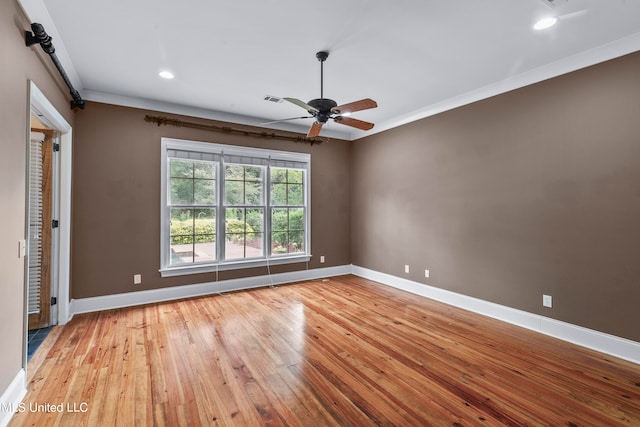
top-left (27, 326), bottom-right (53, 362)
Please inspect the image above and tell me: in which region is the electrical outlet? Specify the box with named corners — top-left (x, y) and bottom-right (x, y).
top-left (425, 269), bottom-right (430, 278)
top-left (404, 264), bottom-right (410, 274)
top-left (543, 294), bottom-right (552, 308)
top-left (134, 274), bottom-right (142, 285)
top-left (320, 255), bottom-right (325, 263)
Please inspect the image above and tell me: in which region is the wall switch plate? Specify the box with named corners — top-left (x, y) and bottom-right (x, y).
top-left (425, 269), bottom-right (430, 278)
top-left (543, 294), bottom-right (552, 308)
top-left (134, 274), bottom-right (142, 285)
top-left (18, 240), bottom-right (26, 258)
top-left (405, 264), bottom-right (410, 274)
top-left (320, 255), bottom-right (325, 263)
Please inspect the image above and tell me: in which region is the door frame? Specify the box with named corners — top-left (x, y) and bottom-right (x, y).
top-left (25, 82), bottom-right (73, 361)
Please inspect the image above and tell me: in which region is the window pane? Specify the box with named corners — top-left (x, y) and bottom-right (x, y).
top-left (225, 234), bottom-right (264, 259)
top-left (289, 231), bottom-right (304, 253)
top-left (271, 183), bottom-right (287, 205)
top-left (194, 208), bottom-right (215, 234)
top-left (171, 235), bottom-right (193, 264)
top-left (170, 159), bottom-right (192, 178)
top-left (288, 184), bottom-right (303, 205)
top-left (194, 179), bottom-right (215, 205)
top-left (271, 231), bottom-right (287, 255)
top-left (170, 178), bottom-right (193, 205)
top-left (245, 181), bottom-right (263, 205)
top-left (171, 208), bottom-right (193, 237)
top-left (246, 233), bottom-right (263, 257)
top-left (245, 208), bottom-right (263, 233)
top-left (225, 164), bottom-right (244, 179)
top-left (288, 169), bottom-right (303, 184)
top-left (226, 208), bottom-right (246, 232)
top-left (194, 236), bottom-right (215, 263)
top-left (245, 166), bottom-right (263, 181)
top-left (225, 180), bottom-right (244, 205)
top-left (271, 167), bottom-right (286, 183)
top-left (271, 231), bottom-right (304, 255)
top-left (271, 208), bottom-right (288, 231)
top-left (194, 162), bottom-right (214, 179)
top-left (289, 208), bottom-right (304, 230)
top-left (225, 236), bottom-right (242, 259)
top-left (170, 208), bottom-right (193, 265)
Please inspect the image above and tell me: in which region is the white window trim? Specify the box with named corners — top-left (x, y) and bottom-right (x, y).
top-left (160, 138), bottom-right (311, 277)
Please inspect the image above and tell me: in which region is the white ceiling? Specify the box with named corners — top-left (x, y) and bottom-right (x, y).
top-left (19, 0), bottom-right (640, 140)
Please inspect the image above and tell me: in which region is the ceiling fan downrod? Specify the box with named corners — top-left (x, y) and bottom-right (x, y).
top-left (316, 51), bottom-right (328, 99)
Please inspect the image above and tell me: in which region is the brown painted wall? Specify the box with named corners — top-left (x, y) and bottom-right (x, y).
top-left (352, 51), bottom-right (640, 342)
top-left (0, 0), bottom-right (75, 395)
top-left (71, 103), bottom-right (351, 298)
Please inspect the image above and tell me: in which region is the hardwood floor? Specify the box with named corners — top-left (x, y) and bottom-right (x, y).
top-left (10, 275), bottom-right (640, 426)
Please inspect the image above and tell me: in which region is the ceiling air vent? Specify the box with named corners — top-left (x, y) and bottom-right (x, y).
top-left (539, 0), bottom-right (567, 7)
top-left (264, 95), bottom-right (283, 103)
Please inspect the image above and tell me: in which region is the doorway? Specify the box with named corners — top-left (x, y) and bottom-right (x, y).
top-left (25, 81), bottom-right (73, 366)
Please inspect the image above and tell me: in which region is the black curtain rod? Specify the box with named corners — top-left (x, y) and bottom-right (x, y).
top-left (26, 22), bottom-right (86, 110)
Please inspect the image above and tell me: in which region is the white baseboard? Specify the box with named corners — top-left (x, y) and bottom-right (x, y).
top-left (69, 265), bottom-right (351, 318)
top-left (0, 369), bottom-right (26, 427)
top-left (352, 265), bottom-right (640, 365)
top-left (66, 263), bottom-right (639, 364)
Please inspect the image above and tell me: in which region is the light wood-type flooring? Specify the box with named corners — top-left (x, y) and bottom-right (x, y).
top-left (10, 275), bottom-right (640, 426)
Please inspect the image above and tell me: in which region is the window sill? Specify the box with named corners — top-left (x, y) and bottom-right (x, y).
top-left (159, 255), bottom-right (311, 277)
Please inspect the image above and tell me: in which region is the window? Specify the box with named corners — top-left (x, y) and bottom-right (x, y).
top-left (168, 157), bottom-right (217, 265)
top-left (271, 167), bottom-right (305, 255)
top-left (160, 138), bottom-right (310, 276)
top-left (224, 162), bottom-right (265, 260)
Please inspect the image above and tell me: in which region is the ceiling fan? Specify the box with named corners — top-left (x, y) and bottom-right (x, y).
top-left (264, 51), bottom-right (378, 138)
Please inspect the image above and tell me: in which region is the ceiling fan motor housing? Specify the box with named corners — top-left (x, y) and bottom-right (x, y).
top-left (308, 98), bottom-right (337, 123)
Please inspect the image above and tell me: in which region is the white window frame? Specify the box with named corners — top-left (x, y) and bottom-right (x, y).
top-left (160, 138), bottom-right (311, 277)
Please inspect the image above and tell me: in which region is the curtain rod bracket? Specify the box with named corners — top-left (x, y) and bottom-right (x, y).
top-left (26, 22), bottom-right (86, 110)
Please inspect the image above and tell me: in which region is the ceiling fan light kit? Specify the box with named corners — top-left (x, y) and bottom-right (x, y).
top-left (268, 51), bottom-right (378, 138)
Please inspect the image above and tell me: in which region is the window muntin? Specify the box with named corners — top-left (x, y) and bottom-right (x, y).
top-left (161, 138), bottom-right (310, 276)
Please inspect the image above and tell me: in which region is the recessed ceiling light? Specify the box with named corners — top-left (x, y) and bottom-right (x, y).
top-left (534, 16), bottom-right (558, 30)
top-left (159, 70), bottom-right (175, 79)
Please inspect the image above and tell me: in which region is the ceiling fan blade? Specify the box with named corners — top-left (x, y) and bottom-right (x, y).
top-left (261, 116), bottom-right (311, 125)
top-left (307, 122), bottom-right (323, 138)
top-left (284, 98), bottom-right (319, 113)
top-left (331, 98), bottom-right (377, 115)
top-left (333, 116), bottom-right (375, 131)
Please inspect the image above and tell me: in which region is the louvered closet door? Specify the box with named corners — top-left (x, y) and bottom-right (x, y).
top-left (28, 129), bottom-right (53, 330)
